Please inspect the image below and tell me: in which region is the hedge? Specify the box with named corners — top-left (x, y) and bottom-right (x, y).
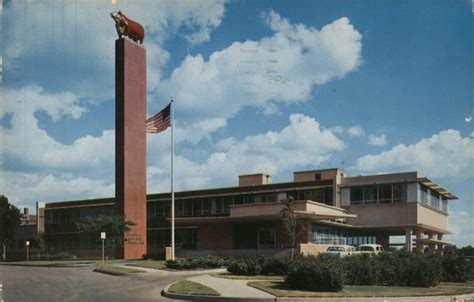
top-left (165, 256), bottom-right (226, 270)
top-left (285, 256), bottom-right (343, 292)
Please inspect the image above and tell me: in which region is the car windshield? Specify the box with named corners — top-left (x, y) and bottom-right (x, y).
top-left (358, 246), bottom-right (374, 251)
top-left (327, 247), bottom-right (345, 252)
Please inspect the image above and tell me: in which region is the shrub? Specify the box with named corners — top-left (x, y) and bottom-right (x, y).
top-left (441, 254), bottom-right (472, 282)
top-left (261, 256), bottom-right (291, 276)
top-left (343, 254), bottom-right (380, 285)
top-left (165, 256), bottom-right (225, 270)
top-left (142, 252), bottom-right (162, 260)
top-left (399, 253), bottom-right (442, 287)
top-left (226, 257), bottom-right (263, 275)
top-left (285, 256), bottom-right (343, 292)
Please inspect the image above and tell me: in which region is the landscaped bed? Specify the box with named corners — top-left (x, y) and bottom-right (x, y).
top-left (125, 259), bottom-right (167, 269)
top-left (167, 280), bottom-right (220, 296)
top-left (93, 265), bottom-right (145, 276)
top-left (211, 271), bottom-right (283, 281)
top-left (248, 280), bottom-right (474, 298)
top-left (2, 260), bottom-right (100, 267)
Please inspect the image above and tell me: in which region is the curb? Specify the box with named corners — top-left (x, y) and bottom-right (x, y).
top-left (161, 280), bottom-right (474, 302)
top-left (0, 263), bottom-right (95, 268)
top-left (161, 281), bottom-right (275, 302)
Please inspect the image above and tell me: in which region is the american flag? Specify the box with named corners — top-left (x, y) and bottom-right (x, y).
top-left (146, 103), bottom-right (171, 133)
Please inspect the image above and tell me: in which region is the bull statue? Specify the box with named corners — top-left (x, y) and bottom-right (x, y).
top-left (110, 11), bottom-right (145, 44)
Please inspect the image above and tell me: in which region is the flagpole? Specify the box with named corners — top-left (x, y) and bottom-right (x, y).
top-left (170, 98), bottom-right (175, 261)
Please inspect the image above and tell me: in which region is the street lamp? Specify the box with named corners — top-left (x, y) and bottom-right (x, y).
top-left (100, 232), bottom-right (106, 266)
top-left (25, 241), bottom-right (30, 264)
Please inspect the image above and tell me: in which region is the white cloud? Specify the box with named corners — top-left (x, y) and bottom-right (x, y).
top-left (4, 1), bottom-right (227, 97)
top-left (148, 114), bottom-right (345, 191)
top-left (355, 129), bottom-right (473, 177)
top-left (3, 171), bottom-right (114, 205)
top-left (368, 134), bottom-right (387, 146)
top-left (2, 86), bottom-right (114, 172)
top-left (347, 126), bottom-right (365, 137)
top-left (158, 11), bottom-right (362, 141)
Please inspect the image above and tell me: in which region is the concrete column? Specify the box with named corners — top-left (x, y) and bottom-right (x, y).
top-left (415, 229), bottom-right (424, 252)
top-left (427, 233), bottom-right (435, 252)
top-left (405, 228), bottom-right (412, 252)
top-left (437, 234), bottom-right (443, 255)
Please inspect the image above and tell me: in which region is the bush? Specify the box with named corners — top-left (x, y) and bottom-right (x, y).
top-left (142, 252), bottom-right (162, 260)
top-left (343, 254), bottom-right (380, 285)
top-left (441, 254), bottom-right (473, 282)
top-left (226, 257), bottom-right (263, 275)
top-left (342, 251), bottom-right (443, 287)
top-left (261, 256), bottom-right (291, 276)
top-left (399, 253), bottom-right (442, 287)
top-left (285, 256), bottom-right (343, 292)
top-left (165, 256), bottom-right (225, 270)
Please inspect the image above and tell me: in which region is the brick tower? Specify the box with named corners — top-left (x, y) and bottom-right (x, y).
top-left (115, 38), bottom-right (147, 259)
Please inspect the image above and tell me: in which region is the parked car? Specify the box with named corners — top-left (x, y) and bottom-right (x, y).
top-left (320, 245), bottom-right (356, 257)
top-left (356, 244), bottom-right (385, 254)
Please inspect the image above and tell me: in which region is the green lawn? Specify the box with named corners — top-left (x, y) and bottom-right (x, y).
top-left (3, 260), bottom-right (101, 267)
top-left (248, 281), bottom-right (474, 298)
top-left (211, 272), bottom-right (284, 281)
top-left (168, 280), bottom-right (220, 296)
top-left (124, 259), bottom-right (167, 269)
top-left (93, 264), bottom-right (145, 276)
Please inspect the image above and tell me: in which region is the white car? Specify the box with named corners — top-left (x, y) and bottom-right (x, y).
top-left (356, 244), bottom-right (385, 254)
top-left (320, 245), bottom-right (356, 257)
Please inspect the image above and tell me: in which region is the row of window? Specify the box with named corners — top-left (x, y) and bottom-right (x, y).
top-left (312, 224), bottom-right (376, 246)
top-left (350, 183), bottom-right (407, 205)
top-left (420, 185), bottom-right (448, 212)
top-left (44, 234), bottom-right (106, 250)
top-left (45, 206), bottom-right (115, 224)
top-left (147, 187), bottom-right (334, 218)
top-left (147, 228), bottom-right (197, 249)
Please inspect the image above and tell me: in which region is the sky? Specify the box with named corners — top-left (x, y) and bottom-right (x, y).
top-left (1, 0), bottom-right (472, 246)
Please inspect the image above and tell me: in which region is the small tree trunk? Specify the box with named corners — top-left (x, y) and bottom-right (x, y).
top-left (291, 247), bottom-right (294, 260)
top-left (2, 243), bottom-right (6, 261)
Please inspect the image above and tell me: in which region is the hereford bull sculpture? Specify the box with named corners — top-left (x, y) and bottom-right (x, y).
top-left (110, 11), bottom-right (145, 44)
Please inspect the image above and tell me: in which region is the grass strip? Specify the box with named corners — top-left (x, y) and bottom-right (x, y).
top-left (211, 272), bottom-right (283, 281)
top-left (168, 280), bottom-right (220, 296)
top-left (248, 281), bottom-right (474, 298)
top-left (93, 265), bottom-right (145, 276)
top-left (125, 259), bottom-right (167, 269)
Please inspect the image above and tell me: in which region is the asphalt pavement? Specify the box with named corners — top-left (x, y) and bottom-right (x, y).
top-left (0, 264), bottom-right (220, 302)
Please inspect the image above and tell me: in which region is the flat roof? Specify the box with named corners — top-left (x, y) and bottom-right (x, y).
top-left (417, 177), bottom-right (458, 200)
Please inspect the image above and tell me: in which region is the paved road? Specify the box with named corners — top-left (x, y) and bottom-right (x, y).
top-left (0, 265), bottom-right (220, 302)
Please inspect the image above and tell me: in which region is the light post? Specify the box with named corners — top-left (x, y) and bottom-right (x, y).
top-left (100, 232), bottom-right (106, 266)
top-left (25, 241), bottom-right (30, 264)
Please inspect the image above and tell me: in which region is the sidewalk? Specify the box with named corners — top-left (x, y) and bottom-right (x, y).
top-left (188, 275), bottom-right (274, 299)
top-left (163, 274), bottom-right (474, 302)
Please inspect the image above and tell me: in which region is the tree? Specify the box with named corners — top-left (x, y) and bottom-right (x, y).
top-left (0, 195), bottom-right (22, 261)
top-left (280, 197), bottom-right (304, 260)
top-left (75, 215), bottom-right (135, 248)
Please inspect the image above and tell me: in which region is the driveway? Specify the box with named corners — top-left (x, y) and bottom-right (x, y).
top-left (0, 264), bottom-right (221, 302)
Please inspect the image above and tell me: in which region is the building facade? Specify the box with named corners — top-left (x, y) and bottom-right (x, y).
top-left (37, 168), bottom-right (456, 259)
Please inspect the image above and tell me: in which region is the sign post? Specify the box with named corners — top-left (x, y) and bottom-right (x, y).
top-left (100, 232), bottom-right (106, 266)
top-left (25, 241), bottom-right (30, 264)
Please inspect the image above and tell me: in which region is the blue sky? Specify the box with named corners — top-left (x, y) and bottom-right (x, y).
top-left (1, 0), bottom-right (472, 246)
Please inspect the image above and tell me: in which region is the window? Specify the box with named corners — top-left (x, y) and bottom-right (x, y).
top-left (378, 184), bottom-right (392, 203)
top-left (258, 228), bottom-right (276, 249)
top-left (315, 173), bottom-right (321, 180)
top-left (350, 187), bottom-right (363, 205)
top-left (393, 184), bottom-right (407, 203)
top-left (363, 186), bottom-right (377, 204)
top-left (431, 191), bottom-right (440, 209)
top-left (420, 185), bottom-right (428, 204)
top-left (324, 187), bottom-right (333, 205)
top-left (442, 198), bottom-right (448, 212)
